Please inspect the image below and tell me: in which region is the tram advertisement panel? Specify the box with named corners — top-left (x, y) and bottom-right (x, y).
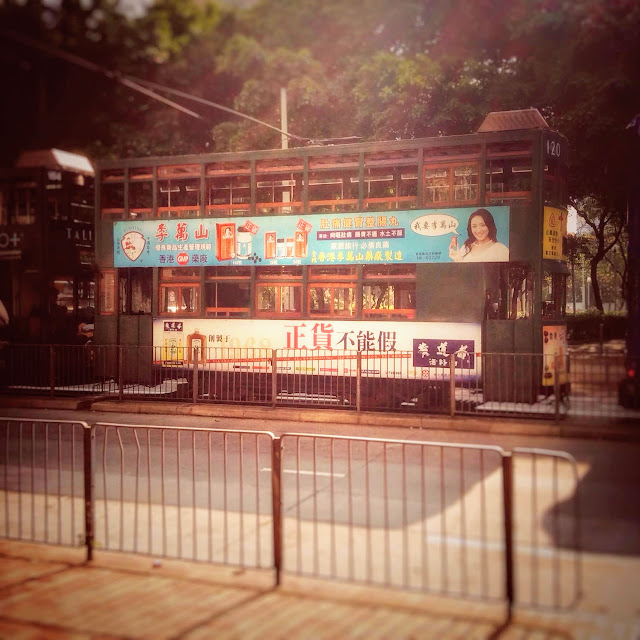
top-left (114, 206), bottom-right (509, 268)
top-left (153, 318), bottom-right (481, 380)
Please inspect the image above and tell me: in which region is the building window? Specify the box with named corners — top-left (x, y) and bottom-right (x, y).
top-left (119, 268), bottom-right (152, 314)
top-left (362, 265), bottom-right (415, 319)
top-left (255, 266), bottom-right (302, 316)
top-left (308, 266), bottom-right (357, 317)
top-left (205, 266), bottom-right (251, 317)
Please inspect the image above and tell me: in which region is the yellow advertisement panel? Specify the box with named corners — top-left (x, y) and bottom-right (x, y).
top-left (542, 324), bottom-right (568, 386)
top-left (543, 206), bottom-right (568, 261)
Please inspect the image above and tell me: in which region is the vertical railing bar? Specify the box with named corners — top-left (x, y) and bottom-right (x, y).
top-left (552, 455), bottom-right (560, 608)
top-left (460, 447), bottom-right (468, 596)
top-left (239, 433), bottom-right (245, 568)
top-left (347, 439), bottom-right (354, 581)
top-left (30, 423), bottom-right (35, 540)
top-left (147, 430), bottom-right (152, 556)
top-left (71, 425), bottom-right (76, 545)
top-left (254, 434), bottom-right (260, 567)
top-left (502, 452), bottom-right (515, 622)
top-left (440, 445), bottom-right (447, 593)
top-left (161, 430), bottom-right (167, 558)
top-left (192, 431), bottom-right (197, 561)
top-left (84, 424), bottom-right (94, 561)
top-left (312, 437), bottom-right (318, 576)
top-left (131, 430), bottom-right (140, 554)
top-left (480, 450), bottom-right (488, 599)
top-left (57, 423), bottom-right (62, 544)
top-left (271, 435), bottom-right (282, 585)
top-left (365, 440), bottom-right (372, 583)
top-left (402, 443), bottom-right (408, 588)
top-left (421, 445), bottom-right (428, 590)
top-left (532, 453), bottom-right (538, 605)
top-left (101, 426), bottom-right (110, 549)
top-left (223, 432), bottom-right (228, 564)
top-left (44, 423), bottom-right (49, 543)
top-left (207, 432), bottom-right (213, 563)
top-left (176, 430), bottom-right (182, 559)
top-left (296, 437), bottom-right (302, 573)
top-left (330, 438), bottom-right (336, 578)
top-left (116, 429), bottom-right (124, 551)
top-left (383, 442), bottom-right (390, 586)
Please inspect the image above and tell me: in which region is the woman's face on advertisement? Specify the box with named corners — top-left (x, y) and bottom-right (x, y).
top-left (470, 215), bottom-right (490, 243)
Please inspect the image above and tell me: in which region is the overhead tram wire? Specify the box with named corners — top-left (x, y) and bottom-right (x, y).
top-left (0, 27), bottom-right (325, 144)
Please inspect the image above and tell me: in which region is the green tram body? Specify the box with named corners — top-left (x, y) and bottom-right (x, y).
top-left (94, 110), bottom-right (569, 409)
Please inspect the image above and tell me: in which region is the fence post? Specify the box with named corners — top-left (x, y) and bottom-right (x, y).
top-left (118, 345), bottom-right (124, 402)
top-left (271, 350), bottom-right (278, 408)
top-left (356, 351), bottom-right (362, 412)
top-left (192, 346), bottom-right (199, 404)
top-left (271, 436), bottom-right (283, 586)
top-left (554, 353), bottom-right (561, 423)
top-left (49, 345), bottom-right (55, 398)
top-left (83, 425), bottom-right (95, 562)
top-left (449, 353), bottom-right (456, 417)
top-left (501, 452), bottom-right (515, 621)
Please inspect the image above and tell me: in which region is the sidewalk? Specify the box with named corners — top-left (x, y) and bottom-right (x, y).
top-left (1, 539), bottom-right (638, 640)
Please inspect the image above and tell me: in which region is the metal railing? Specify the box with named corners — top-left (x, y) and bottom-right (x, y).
top-left (0, 417), bottom-right (582, 614)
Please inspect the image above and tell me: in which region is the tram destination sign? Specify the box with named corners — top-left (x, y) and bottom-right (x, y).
top-left (114, 206), bottom-right (510, 268)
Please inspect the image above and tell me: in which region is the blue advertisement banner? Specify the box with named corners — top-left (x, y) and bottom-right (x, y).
top-left (113, 206), bottom-right (509, 268)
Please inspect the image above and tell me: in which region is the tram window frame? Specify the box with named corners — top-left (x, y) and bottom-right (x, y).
top-left (308, 158), bottom-right (360, 212)
top-left (255, 266), bottom-right (303, 317)
top-left (363, 165), bottom-right (418, 211)
top-left (308, 266), bottom-right (357, 318)
top-left (14, 181), bottom-right (37, 225)
top-left (362, 265), bottom-right (416, 319)
top-left (204, 266), bottom-right (251, 317)
top-left (423, 163), bottom-right (479, 207)
top-left (542, 271), bottom-right (567, 319)
top-left (157, 164), bottom-right (201, 219)
top-left (159, 283), bottom-right (200, 315)
top-left (0, 183), bottom-right (9, 225)
top-left (544, 157), bottom-right (568, 206)
top-left (488, 264), bottom-right (534, 320)
top-left (118, 268), bottom-right (152, 315)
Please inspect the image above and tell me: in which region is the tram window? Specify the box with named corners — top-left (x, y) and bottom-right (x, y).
top-left (160, 284), bottom-right (200, 315)
top-left (308, 168), bottom-right (359, 213)
top-left (206, 175), bottom-right (250, 217)
top-left (544, 157), bottom-right (568, 206)
top-left (486, 158), bottom-right (532, 204)
top-left (160, 267), bottom-right (200, 281)
top-left (308, 284), bottom-right (355, 317)
top-left (492, 264), bottom-right (534, 320)
top-left (119, 269), bottom-right (152, 314)
top-left (70, 181), bottom-right (94, 223)
top-left (363, 166), bottom-right (418, 211)
top-left (256, 172), bottom-right (303, 215)
top-left (542, 271), bottom-right (567, 319)
top-left (157, 178), bottom-right (201, 218)
top-left (255, 266), bottom-right (302, 316)
top-left (101, 182), bottom-right (124, 217)
top-left (14, 182), bottom-right (37, 224)
top-left (128, 180), bottom-right (153, 219)
top-left (205, 266), bottom-right (251, 317)
top-left (362, 265), bottom-right (415, 319)
top-left (423, 164), bottom-right (479, 206)
top-left (0, 184), bottom-right (8, 225)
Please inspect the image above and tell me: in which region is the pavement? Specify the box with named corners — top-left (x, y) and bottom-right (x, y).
top-left (1, 395), bottom-right (640, 639)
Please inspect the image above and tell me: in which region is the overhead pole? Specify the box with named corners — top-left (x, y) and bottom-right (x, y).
top-left (281, 88), bottom-right (289, 150)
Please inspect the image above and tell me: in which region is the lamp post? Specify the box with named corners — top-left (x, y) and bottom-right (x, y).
top-left (586, 276), bottom-right (592, 310)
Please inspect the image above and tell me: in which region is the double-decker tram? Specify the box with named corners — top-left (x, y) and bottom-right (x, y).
top-left (94, 109), bottom-right (569, 412)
